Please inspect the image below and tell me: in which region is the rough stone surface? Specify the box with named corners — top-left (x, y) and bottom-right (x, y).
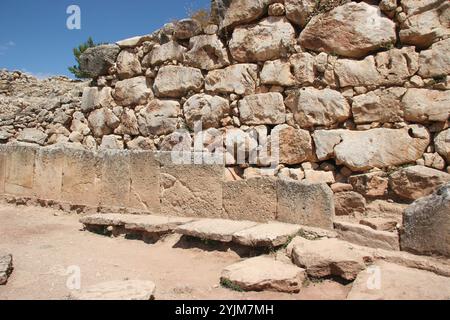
top-left (271, 124), bottom-right (314, 165)
top-left (116, 50), bottom-right (142, 79)
top-left (79, 44), bottom-right (120, 78)
top-left (215, 0), bottom-right (270, 31)
top-left (143, 41), bottom-right (186, 66)
top-left (418, 39), bottom-right (450, 78)
top-left (334, 191), bottom-right (366, 216)
top-left (185, 35), bottom-right (230, 70)
top-left (402, 89), bottom-right (450, 123)
top-left (348, 171), bottom-right (389, 198)
top-left (260, 59), bottom-right (296, 86)
top-left (0, 254), bottom-right (13, 285)
top-left (239, 93), bottom-right (286, 125)
top-left (17, 128), bottom-right (48, 145)
top-left (285, 0), bottom-right (316, 27)
top-left (137, 99), bottom-right (180, 136)
top-left (401, 183), bottom-right (450, 257)
top-left (153, 66), bottom-right (204, 98)
top-left (205, 64), bottom-right (258, 95)
top-left (173, 19), bottom-right (202, 40)
top-left (313, 126), bottom-right (430, 171)
top-left (69, 280), bottom-right (156, 300)
top-left (221, 256), bottom-right (306, 293)
top-left (113, 76), bottom-right (152, 107)
top-left (299, 2), bottom-right (397, 58)
top-left (233, 222), bottom-right (302, 247)
top-left (334, 56), bottom-right (381, 87)
top-left (348, 262), bottom-right (450, 300)
top-left (435, 129), bottom-right (450, 163)
top-left (389, 165), bottom-right (450, 201)
top-left (183, 94), bottom-right (230, 130)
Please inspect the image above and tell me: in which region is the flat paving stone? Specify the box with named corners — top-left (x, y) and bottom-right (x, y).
top-left (233, 222), bottom-right (302, 247)
top-left (69, 280), bottom-right (156, 300)
top-left (79, 213), bottom-right (131, 226)
top-left (175, 219), bottom-right (259, 242)
top-left (0, 254), bottom-right (13, 285)
top-left (221, 256), bottom-right (306, 293)
top-left (124, 215), bottom-right (195, 233)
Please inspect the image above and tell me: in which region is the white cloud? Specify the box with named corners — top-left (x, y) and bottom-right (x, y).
top-left (0, 41), bottom-right (16, 55)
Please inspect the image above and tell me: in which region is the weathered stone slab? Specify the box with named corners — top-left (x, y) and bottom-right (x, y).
top-left (4, 144), bottom-right (37, 197)
top-left (359, 218), bottom-right (399, 232)
top-left (98, 150), bottom-right (130, 209)
top-left (347, 262), bottom-right (450, 300)
top-left (221, 256), bottom-right (306, 293)
top-left (33, 146), bottom-right (64, 201)
top-left (69, 280), bottom-right (156, 300)
top-left (0, 254), bottom-right (13, 285)
top-left (277, 180), bottom-right (334, 230)
top-left (129, 151), bottom-right (160, 213)
top-left (401, 183), bottom-right (450, 257)
top-left (289, 237), bottom-right (369, 281)
top-left (334, 221), bottom-right (400, 251)
top-left (80, 213), bottom-right (130, 226)
top-left (124, 215), bottom-right (195, 233)
top-left (159, 153), bottom-right (224, 218)
top-left (233, 222), bottom-right (302, 247)
top-left (223, 177), bottom-right (277, 222)
top-left (61, 148), bottom-right (101, 207)
top-left (0, 147), bottom-right (7, 194)
top-left (175, 218), bottom-right (258, 242)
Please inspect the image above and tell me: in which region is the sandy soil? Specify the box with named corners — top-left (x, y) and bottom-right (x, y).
top-left (0, 203), bottom-right (351, 300)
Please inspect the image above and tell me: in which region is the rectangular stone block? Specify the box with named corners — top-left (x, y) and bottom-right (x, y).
top-left (129, 151), bottom-right (160, 214)
top-left (98, 150), bottom-right (131, 209)
top-left (159, 152), bottom-right (224, 218)
top-left (222, 177), bottom-right (277, 223)
top-left (61, 148), bottom-right (101, 207)
top-left (0, 146), bottom-right (6, 194)
top-left (277, 180), bottom-right (335, 229)
top-left (4, 144), bottom-right (37, 197)
top-left (33, 146), bottom-right (64, 201)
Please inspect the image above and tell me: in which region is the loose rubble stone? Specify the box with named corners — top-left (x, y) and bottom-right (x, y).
top-left (376, 47), bottom-right (419, 86)
top-left (402, 88), bottom-right (450, 123)
top-left (79, 44), bottom-right (120, 78)
top-left (137, 99), bottom-right (180, 136)
top-left (348, 262), bottom-right (450, 300)
top-left (184, 35), bottom-right (230, 70)
top-left (88, 107), bottom-right (120, 138)
top-left (359, 217), bottom-right (399, 232)
top-left (334, 221), bottom-right (400, 251)
top-left (205, 64), bottom-right (258, 95)
top-left (233, 222), bottom-right (302, 247)
top-left (116, 50), bottom-right (142, 79)
top-left (173, 19), bottom-right (202, 40)
top-left (70, 280), bottom-right (156, 300)
top-left (153, 66), bottom-right (204, 98)
top-left (221, 256), bottom-right (306, 293)
top-left (434, 129), bottom-right (450, 162)
top-left (183, 94), bottom-right (230, 130)
top-left (260, 59), bottom-right (297, 86)
top-left (239, 93), bottom-right (286, 125)
top-left (285, 0), bottom-right (316, 27)
top-left (159, 131), bottom-right (192, 152)
top-left (401, 183), bottom-right (450, 257)
top-left (418, 39), bottom-right (450, 78)
top-left (348, 171), bottom-right (389, 198)
top-left (389, 165), bottom-right (450, 201)
top-left (0, 254), bottom-right (13, 285)
top-left (17, 128), bottom-right (47, 145)
top-left (271, 124), bottom-right (314, 165)
top-left (215, 0), bottom-right (270, 32)
top-left (313, 126), bottom-right (430, 171)
top-left (334, 191), bottom-right (366, 216)
top-left (304, 170), bottom-right (335, 184)
top-left (175, 219), bottom-right (258, 242)
top-left (285, 87), bottom-right (351, 128)
top-left (299, 2), bottom-right (397, 58)
top-left (289, 52), bottom-right (316, 85)
top-left (230, 17), bottom-right (296, 63)
top-left (113, 76), bottom-right (152, 107)
top-left (290, 237), bottom-right (369, 281)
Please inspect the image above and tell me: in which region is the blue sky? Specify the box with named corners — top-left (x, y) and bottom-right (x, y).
top-left (0, 0), bottom-right (210, 78)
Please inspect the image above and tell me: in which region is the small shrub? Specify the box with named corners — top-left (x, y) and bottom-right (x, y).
top-left (220, 278), bottom-right (244, 292)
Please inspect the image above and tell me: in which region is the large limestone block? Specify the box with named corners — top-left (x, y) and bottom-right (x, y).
top-left (113, 76), bottom-right (153, 107)
top-left (33, 146), bottom-right (64, 201)
top-left (173, 19), bottom-right (202, 40)
top-left (285, 0), bottom-right (316, 27)
top-left (399, 0), bottom-right (450, 48)
top-left (348, 171), bottom-right (389, 198)
top-left (238, 92), bottom-right (286, 125)
top-left (16, 128), bottom-right (48, 146)
top-left (116, 49), bottom-right (142, 80)
top-left (175, 218), bottom-right (258, 242)
top-left (375, 47), bottom-right (419, 86)
top-left (233, 222), bottom-right (302, 247)
top-left (153, 66), bottom-right (204, 98)
top-left (435, 129), bottom-right (450, 162)
top-left (285, 87), bottom-right (350, 128)
top-left (223, 177), bottom-right (277, 222)
top-left (401, 183), bottom-right (450, 257)
top-left (4, 144), bottom-right (37, 197)
top-left (124, 215), bottom-right (194, 233)
top-left (418, 39), bottom-right (450, 78)
top-left (348, 262), bottom-right (450, 300)
top-left (129, 151), bottom-right (160, 213)
top-left (221, 256), bottom-right (306, 293)
top-left (205, 64), bottom-right (258, 95)
top-left (88, 107), bottom-right (120, 138)
top-left (389, 165), bottom-right (450, 201)
top-left (142, 41), bottom-right (186, 67)
top-left (229, 17), bottom-right (296, 63)
top-left (334, 191), bottom-right (366, 217)
top-left (184, 35), bottom-right (230, 70)
top-left (299, 2), bottom-right (397, 58)
top-left (69, 280), bottom-right (156, 300)
top-left (334, 56), bottom-right (381, 87)
top-left (79, 44), bottom-right (120, 78)
top-left (289, 52), bottom-right (316, 85)
top-left (313, 126), bottom-right (430, 171)
top-left (402, 88), bottom-right (450, 123)
top-left (183, 94), bottom-right (230, 130)
top-left (352, 88), bottom-right (406, 124)
top-left (289, 237), bottom-right (369, 281)
top-left (271, 124), bottom-right (314, 165)
top-left (160, 153), bottom-right (224, 218)
top-left (98, 150), bottom-right (130, 209)
top-left (260, 59), bottom-right (297, 87)
top-left (61, 148), bottom-right (101, 207)
top-left (137, 99), bottom-right (180, 136)
top-left (214, 0), bottom-right (270, 31)
top-left (277, 180), bottom-right (334, 229)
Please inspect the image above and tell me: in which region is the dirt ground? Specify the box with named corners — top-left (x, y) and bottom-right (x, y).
top-left (0, 203), bottom-right (351, 300)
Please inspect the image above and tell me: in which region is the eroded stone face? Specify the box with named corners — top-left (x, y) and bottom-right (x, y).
top-left (137, 99), bottom-right (180, 136)
top-left (142, 41), bottom-right (187, 67)
top-left (183, 94), bottom-right (230, 130)
top-left (238, 92), bottom-right (286, 125)
top-left (205, 64), bottom-right (258, 95)
top-left (313, 126), bottom-right (430, 171)
top-left (153, 66), bottom-right (204, 98)
top-left (402, 88), bottom-right (450, 123)
top-left (215, 0), bottom-right (270, 32)
top-left (271, 124), bottom-right (314, 165)
top-left (116, 49), bottom-right (142, 80)
top-left (434, 129), bottom-right (450, 162)
top-left (285, 0), bottom-right (316, 27)
top-left (113, 76), bottom-right (152, 107)
top-left (79, 44), bottom-right (120, 78)
top-left (299, 2), bottom-right (397, 58)
top-left (418, 38), bottom-right (450, 78)
top-left (184, 35), bottom-right (230, 70)
top-left (229, 17), bottom-right (296, 63)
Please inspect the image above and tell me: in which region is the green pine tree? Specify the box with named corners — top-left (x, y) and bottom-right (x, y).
top-left (68, 37), bottom-right (96, 79)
